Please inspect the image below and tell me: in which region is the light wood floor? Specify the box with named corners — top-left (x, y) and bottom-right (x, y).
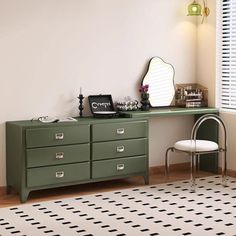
top-left (0, 170), bottom-right (213, 208)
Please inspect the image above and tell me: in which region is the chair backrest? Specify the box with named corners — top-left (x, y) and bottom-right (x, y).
top-left (190, 114), bottom-right (227, 150)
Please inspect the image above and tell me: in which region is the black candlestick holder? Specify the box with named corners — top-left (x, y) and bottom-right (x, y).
top-left (78, 94), bottom-right (84, 118)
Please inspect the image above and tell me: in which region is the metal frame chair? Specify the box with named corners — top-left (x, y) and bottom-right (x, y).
top-left (165, 114), bottom-right (227, 192)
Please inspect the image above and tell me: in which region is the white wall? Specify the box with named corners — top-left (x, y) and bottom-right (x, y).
top-left (197, 0), bottom-right (216, 107)
top-left (197, 0), bottom-right (236, 172)
top-left (0, 0), bottom-right (197, 186)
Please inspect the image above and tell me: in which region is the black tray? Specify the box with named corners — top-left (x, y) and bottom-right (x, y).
top-left (88, 94), bottom-right (118, 118)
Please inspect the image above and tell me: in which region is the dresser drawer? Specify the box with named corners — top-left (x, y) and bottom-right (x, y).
top-left (27, 162), bottom-right (90, 187)
top-left (92, 138), bottom-right (148, 160)
top-left (92, 156), bottom-right (147, 179)
top-left (92, 120), bottom-right (147, 142)
top-left (26, 125), bottom-right (89, 148)
top-left (26, 144), bottom-right (90, 168)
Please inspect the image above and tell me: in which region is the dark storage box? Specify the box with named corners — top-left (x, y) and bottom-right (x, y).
top-left (88, 95), bottom-right (118, 118)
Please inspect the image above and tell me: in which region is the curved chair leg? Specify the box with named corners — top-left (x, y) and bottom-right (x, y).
top-left (165, 147), bottom-right (174, 178)
top-left (222, 149), bottom-right (227, 187)
top-left (190, 153), bottom-right (197, 193)
top-left (196, 154), bottom-right (200, 177)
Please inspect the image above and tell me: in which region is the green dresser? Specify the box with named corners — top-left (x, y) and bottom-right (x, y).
top-left (6, 117), bottom-right (148, 202)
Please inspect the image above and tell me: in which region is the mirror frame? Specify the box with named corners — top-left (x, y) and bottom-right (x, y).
top-left (141, 57), bottom-right (176, 108)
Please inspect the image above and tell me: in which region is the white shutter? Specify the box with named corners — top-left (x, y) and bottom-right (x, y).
top-left (217, 0), bottom-right (236, 111)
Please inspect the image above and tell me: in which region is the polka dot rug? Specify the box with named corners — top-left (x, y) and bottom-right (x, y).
top-left (0, 176), bottom-right (236, 236)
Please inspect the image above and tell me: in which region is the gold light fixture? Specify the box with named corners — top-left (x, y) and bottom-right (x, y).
top-left (187, 0), bottom-right (210, 23)
top-left (188, 0), bottom-right (202, 16)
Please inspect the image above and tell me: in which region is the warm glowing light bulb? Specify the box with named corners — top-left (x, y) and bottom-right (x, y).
top-left (192, 6), bottom-right (198, 12)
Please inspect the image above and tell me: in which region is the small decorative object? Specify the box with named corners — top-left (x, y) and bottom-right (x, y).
top-left (175, 83), bottom-right (208, 108)
top-left (116, 96), bottom-right (139, 111)
top-left (31, 116), bottom-right (77, 123)
top-left (78, 87), bottom-right (84, 118)
top-left (139, 84), bottom-right (150, 111)
top-left (88, 94), bottom-right (118, 118)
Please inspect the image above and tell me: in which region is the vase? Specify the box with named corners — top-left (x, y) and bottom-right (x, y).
top-left (140, 93), bottom-right (150, 111)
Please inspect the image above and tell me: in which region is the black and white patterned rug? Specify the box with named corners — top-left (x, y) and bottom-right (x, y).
top-left (0, 176), bottom-right (236, 236)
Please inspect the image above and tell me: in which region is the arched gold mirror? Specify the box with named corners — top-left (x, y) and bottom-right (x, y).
top-left (142, 57), bottom-right (175, 107)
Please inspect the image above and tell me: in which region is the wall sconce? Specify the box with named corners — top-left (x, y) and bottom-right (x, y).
top-left (187, 0), bottom-right (210, 23)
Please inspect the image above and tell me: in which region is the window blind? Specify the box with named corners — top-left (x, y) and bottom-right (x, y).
top-left (217, 0), bottom-right (236, 111)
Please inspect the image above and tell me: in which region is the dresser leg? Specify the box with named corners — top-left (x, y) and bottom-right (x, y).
top-left (20, 190), bottom-right (30, 203)
top-left (144, 175), bottom-right (149, 185)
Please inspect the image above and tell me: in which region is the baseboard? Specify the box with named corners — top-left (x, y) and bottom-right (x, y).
top-left (0, 186), bottom-right (6, 196)
top-left (222, 168), bottom-right (236, 178)
top-left (149, 162), bottom-right (190, 175)
top-left (151, 164), bottom-right (236, 178)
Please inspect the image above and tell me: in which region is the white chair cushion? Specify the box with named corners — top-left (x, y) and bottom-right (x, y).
top-left (174, 140), bottom-right (219, 152)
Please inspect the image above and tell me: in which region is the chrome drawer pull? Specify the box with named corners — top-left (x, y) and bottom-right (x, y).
top-left (117, 164), bottom-right (125, 171)
top-left (116, 128), bottom-right (125, 135)
top-left (55, 171), bottom-right (64, 178)
top-left (55, 152), bottom-right (64, 160)
top-left (55, 133), bottom-right (64, 140)
top-left (116, 146), bottom-right (125, 153)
